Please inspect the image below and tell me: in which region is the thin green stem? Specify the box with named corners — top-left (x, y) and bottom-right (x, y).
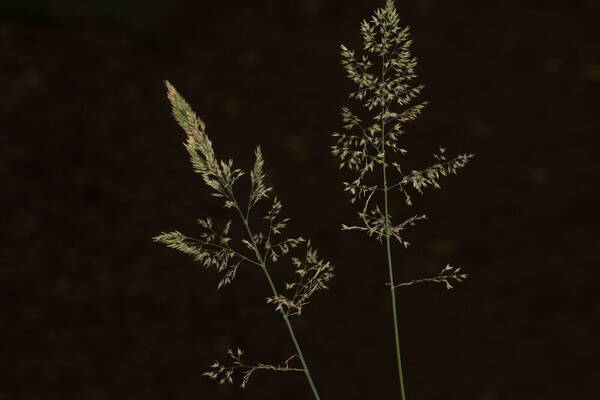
top-left (381, 53), bottom-right (408, 400)
top-left (383, 201), bottom-right (407, 400)
top-left (230, 196), bottom-right (321, 400)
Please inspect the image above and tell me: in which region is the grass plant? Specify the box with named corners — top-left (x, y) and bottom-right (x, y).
top-left (331, 1), bottom-right (474, 398)
top-left (154, 82), bottom-right (333, 399)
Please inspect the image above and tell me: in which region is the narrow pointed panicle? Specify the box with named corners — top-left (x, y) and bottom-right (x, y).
top-left (155, 82), bottom-right (333, 399)
top-left (332, 1), bottom-right (474, 398)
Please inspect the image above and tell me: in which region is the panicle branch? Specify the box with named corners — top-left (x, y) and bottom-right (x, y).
top-left (203, 348), bottom-right (304, 389)
top-left (267, 241), bottom-right (334, 317)
top-left (389, 264), bottom-right (468, 290)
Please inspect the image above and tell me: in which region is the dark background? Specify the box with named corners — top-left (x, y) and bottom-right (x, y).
top-left (3, 0), bottom-right (599, 399)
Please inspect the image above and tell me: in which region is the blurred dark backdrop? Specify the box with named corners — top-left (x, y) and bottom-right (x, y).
top-left (2, 0), bottom-right (599, 399)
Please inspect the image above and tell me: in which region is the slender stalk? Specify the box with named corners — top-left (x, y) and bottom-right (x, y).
top-left (231, 199), bottom-right (321, 400)
top-left (381, 54), bottom-right (408, 400)
top-left (383, 189), bottom-right (407, 400)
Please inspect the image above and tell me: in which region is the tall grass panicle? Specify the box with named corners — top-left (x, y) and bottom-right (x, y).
top-left (155, 82), bottom-right (333, 399)
top-left (331, 1), bottom-right (474, 398)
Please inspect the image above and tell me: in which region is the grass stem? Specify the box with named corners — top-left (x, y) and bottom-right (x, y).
top-left (381, 52), bottom-right (408, 400)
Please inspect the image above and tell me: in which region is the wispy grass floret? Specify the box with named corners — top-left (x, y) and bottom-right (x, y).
top-left (332, 1), bottom-right (474, 398)
top-left (155, 81), bottom-right (333, 399)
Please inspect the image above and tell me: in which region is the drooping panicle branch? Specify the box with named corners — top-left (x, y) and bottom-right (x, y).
top-left (203, 349), bottom-right (304, 389)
